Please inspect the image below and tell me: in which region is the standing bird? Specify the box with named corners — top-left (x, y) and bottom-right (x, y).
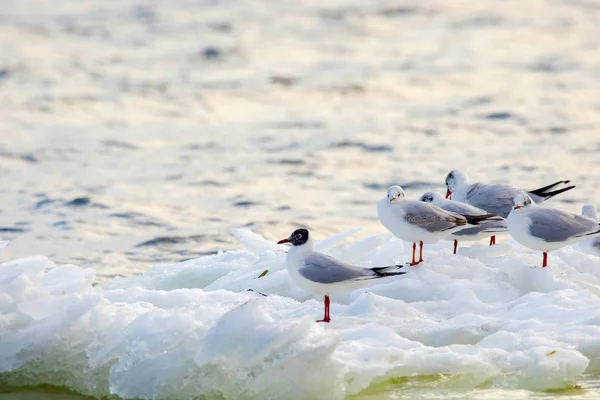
top-left (444, 170), bottom-right (575, 245)
top-left (419, 192), bottom-right (506, 253)
top-left (507, 191), bottom-right (600, 267)
top-left (277, 228), bottom-right (405, 323)
top-left (377, 186), bottom-right (502, 265)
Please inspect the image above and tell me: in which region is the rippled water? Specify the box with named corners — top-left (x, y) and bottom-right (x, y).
top-left (1, 0), bottom-right (600, 398)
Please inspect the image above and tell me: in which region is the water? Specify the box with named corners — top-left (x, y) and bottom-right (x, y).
top-left (1, 379), bottom-right (600, 400)
top-left (1, 0), bottom-right (600, 398)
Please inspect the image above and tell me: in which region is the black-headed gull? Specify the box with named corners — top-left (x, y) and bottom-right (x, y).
top-left (277, 228), bottom-right (406, 323)
top-left (419, 192), bottom-right (507, 254)
top-left (377, 186), bottom-right (503, 265)
top-left (507, 192), bottom-right (600, 267)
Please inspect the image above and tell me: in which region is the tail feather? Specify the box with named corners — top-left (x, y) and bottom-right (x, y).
top-left (370, 264), bottom-right (406, 278)
top-left (528, 180), bottom-right (571, 197)
top-left (534, 185), bottom-right (576, 201)
top-left (576, 226), bottom-right (600, 238)
top-left (464, 213), bottom-right (504, 226)
top-left (528, 180), bottom-right (575, 202)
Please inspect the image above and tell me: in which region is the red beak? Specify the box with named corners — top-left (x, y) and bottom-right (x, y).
top-left (514, 205), bottom-right (521, 210)
top-left (277, 238), bottom-right (291, 244)
top-left (445, 189), bottom-right (451, 199)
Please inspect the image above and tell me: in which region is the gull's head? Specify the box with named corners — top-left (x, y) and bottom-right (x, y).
top-left (445, 170), bottom-right (469, 198)
top-left (512, 191), bottom-right (533, 210)
top-left (277, 228), bottom-right (310, 247)
top-left (387, 185), bottom-right (406, 203)
top-left (419, 191), bottom-right (444, 204)
top-left (582, 204), bottom-right (598, 221)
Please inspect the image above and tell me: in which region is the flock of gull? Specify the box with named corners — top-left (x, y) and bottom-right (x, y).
top-left (276, 170), bottom-right (600, 322)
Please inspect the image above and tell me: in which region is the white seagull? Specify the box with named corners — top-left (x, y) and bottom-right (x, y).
top-left (419, 192), bottom-right (507, 254)
top-left (377, 186), bottom-right (502, 265)
top-left (277, 228), bottom-right (406, 323)
top-left (507, 191), bottom-right (600, 267)
top-left (444, 170), bottom-right (574, 217)
top-left (444, 170), bottom-right (574, 244)
top-left (580, 204), bottom-right (600, 255)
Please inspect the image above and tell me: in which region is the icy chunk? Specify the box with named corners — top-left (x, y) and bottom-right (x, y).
top-left (0, 230), bottom-right (598, 398)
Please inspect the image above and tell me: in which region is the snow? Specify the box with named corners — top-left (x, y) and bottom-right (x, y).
top-left (1, 229), bottom-right (600, 399)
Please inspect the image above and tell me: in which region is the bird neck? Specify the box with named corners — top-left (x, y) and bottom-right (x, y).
top-left (286, 238), bottom-right (314, 264)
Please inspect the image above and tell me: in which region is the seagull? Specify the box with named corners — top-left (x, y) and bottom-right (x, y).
top-left (507, 191), bottom-right (600, 267)
top-left (444, 170), bottom-right (574, 245)
top-left (419, 192), bottom-right (507, 254)
top-left (377, 186), bottom-right (503, 265)
top-left (581, 204), bottom-right (600, 254)
top-left (277, 228), bottom-right (406, 323)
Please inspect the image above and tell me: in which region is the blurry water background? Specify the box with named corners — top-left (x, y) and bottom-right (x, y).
top-left (1, 0), bottom-right (600, 280)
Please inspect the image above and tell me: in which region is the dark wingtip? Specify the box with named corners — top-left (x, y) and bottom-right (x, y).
top-left (371, 264), bottom-right (407, 277)
top-left (577, 225), bottom-right (600, 238)
top-left (374, 271), bottom-right (407, 277)
top-left (528, 180), bottom-right (573, 197)
top-left (464, 213), bottom-right (503, 225)
top-left (541, 185), bottom-right (576, 200)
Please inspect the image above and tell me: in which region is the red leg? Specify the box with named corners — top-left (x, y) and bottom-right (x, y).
top-left (316, 295), bottom-right (331, 323)
top-left (542, 252), bottom-right (548, 268)
top-left (489, 236), bottom-right (496, 246)
top-left (409, 242), bottom-right (418, 265)
top-left (453, 240), bottom-right (458, 254)
top-left (411, 242), bottom-right (424, 265)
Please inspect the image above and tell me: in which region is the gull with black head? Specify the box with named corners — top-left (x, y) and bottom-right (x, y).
top-left (277, 228), bottom-right (406, 323)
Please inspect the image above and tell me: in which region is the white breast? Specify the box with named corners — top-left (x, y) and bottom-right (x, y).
top-left (507, 209), bottom-right (566, 252)
top-left (377, 199), bottom-right (444, 244)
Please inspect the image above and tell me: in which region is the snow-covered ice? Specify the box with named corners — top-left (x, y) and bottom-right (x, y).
top-left (2, 229), bottom-right (600, 399)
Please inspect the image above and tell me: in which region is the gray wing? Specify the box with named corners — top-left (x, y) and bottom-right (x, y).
top-left (298, 253), bottom-right (373, 284)
top-left (453, 219), bottom-right (507, 236)
top-left (438, 199), bottom-right (489, 216)
top-left (403, 200), bottom-right (467, 233)
top-left (464, 183), bottom-right (516, 218)
top-left (528, 208), bottom-right (600, 242)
